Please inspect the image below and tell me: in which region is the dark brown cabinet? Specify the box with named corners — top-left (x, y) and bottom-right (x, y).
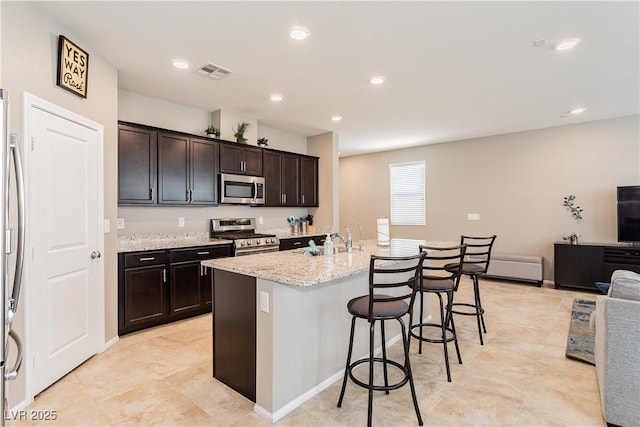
top-left (554, 242), bottom-right (640, 290)
top-left (219, 143), bottom-right (263, 176)
top-left (264, 151), bottom-right (299, 206)
top-left (279, 235), bottom-right (326, 251)
top-left (118, 244), bottom-right (231, 335)
top-left (118, 124), bottom-right (157, 205)
top-left (300, 156), bottom-right (319, 207)
top-left (158, 133), bottom-right (219, 206)
top-left (119, 251), bottom-right (168, 333)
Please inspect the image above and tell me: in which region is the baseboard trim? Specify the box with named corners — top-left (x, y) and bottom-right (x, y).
top-left (252, 315), bottom-right (430, 423)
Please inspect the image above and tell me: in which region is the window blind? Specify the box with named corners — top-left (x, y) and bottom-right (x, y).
top-left (389, 161), bottom-right (426, 226)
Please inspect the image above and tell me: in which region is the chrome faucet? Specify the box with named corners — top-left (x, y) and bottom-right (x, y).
top-left (331, 228), bottom-right (353, 253)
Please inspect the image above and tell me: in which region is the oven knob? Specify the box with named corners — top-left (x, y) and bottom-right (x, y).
top-left (240, 241), bottom-right (245, 247)
top-left (247, 240), bottom-right (252, 246)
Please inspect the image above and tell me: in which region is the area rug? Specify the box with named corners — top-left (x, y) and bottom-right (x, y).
top-left (565, 298), bottom-right (596, 365)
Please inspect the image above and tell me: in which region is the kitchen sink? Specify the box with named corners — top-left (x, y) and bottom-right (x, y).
top-left (294, 246), bottom-right (348, 255)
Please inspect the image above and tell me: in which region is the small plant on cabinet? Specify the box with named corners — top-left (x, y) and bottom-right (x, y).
top-left (205, 125), bottom-right (220, 138)
top-left (257, 137), bottom-right (268, 147)
top-left (233, 121), bottom-right (250, 143)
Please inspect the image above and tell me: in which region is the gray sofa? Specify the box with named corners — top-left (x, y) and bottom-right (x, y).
top-left (593, 270), bottom-right (640, 427)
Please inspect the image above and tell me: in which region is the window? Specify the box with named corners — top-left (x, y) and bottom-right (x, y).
top-left (389, 161), bottom-right (425, 226)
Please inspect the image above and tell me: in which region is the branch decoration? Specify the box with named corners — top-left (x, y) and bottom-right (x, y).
top-left (563, 195), bottom-right (583, 221)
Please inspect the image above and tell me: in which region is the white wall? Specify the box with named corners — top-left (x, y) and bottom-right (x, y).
top-left (339, 115), bottom-right (640, 280)
top-left (1, 1), bottom-right (119, 407)
top-left (117, 91), bottom-right (321, 235)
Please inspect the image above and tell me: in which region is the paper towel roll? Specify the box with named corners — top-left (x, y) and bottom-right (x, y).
top-left (377, 218), bottom-right (390, 246)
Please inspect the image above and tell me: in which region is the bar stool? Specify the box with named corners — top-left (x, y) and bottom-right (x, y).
top-left (445, 235), bottom-right (496, 345)
top-left (409, 244), bottom-right (466, 382)
top-left (337, 252), bottom-right (426, 427)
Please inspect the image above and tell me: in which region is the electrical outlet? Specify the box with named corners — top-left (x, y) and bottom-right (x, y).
top-left (178, 217), bottom-right (185, 227)
top-left (258, 216), bottom-right (264, 224)
top-left (117, 218), bottom-right (125, 229)
top-left (259, 291), bottom-right (270, 313)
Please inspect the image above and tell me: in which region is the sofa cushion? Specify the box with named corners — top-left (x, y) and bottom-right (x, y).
top-left (609, 270), bottom-right (640, 301)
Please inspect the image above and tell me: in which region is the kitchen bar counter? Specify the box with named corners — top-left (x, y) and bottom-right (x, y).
top-left (117, 232), bottom-right (232, 252)
top-left (202, 238), bottom-right (429, 286)
top-left (202, 239), bottom-right (438, 423)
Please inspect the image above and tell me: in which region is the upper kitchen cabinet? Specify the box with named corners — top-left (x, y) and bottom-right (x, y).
top-left (264, 151), bottom-right (299, 206)
top-left (118, 124), bottom-right (157, 205)
top-left (219, 143), bottom-right (263, 176)
top-left (157, 133), bottom-right (219, 205)
top-left (300, 155), bottom-right (319, 207)
top-left (190, 138), bottom-right (219, 205)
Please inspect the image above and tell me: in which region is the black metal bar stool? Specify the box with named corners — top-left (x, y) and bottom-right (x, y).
top-left (409, 244), bottom-right (466, 382)
top-left (337, 252), bottom-right (426, 427)
top-left (445, 235), bottom-right (496, 345)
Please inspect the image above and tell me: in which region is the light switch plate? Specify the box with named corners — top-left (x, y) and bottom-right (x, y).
top-left (104, 219), bottom-right (110, 233)
top-left (467, 213), bottom-right (480, 221)
top-left (178, 217), bottom-right (185, 227)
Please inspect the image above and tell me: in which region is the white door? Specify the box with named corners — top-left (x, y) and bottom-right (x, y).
top-left (28, 102), bottom-right (102, 396)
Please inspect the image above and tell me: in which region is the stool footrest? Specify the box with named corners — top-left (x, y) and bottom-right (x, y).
top-left (451, 302), bottom-right (484, 316)
top-left (410, 323), bottom-right (456, 344)
top-left (348, 358), bottom-right (409, 392)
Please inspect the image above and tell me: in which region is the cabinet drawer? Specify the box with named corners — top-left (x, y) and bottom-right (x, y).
top-left (170, 245), bottom-right (231, 263)
top-left (124, 251), bottom-right (167, 268)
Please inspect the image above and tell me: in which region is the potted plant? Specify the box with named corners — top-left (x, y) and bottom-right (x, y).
top-left (233, 121), bottom-right (250, 144)
top-left (205, 125), bottom-right (220, 138)
top-left (257, 137), bottom-right (269, 147)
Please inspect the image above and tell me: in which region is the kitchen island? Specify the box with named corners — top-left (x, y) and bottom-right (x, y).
top-left (201, 238), bottom-right (433, 422)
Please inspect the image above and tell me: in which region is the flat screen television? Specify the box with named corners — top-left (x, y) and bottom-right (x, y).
top-left (617, 185), bottom-right (640, 245)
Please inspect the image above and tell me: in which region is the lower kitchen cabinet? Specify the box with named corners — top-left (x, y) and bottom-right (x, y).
top-left (279, 234), bottom-right (326, 251)
top-left (118, 244), bottom-right (231, 335)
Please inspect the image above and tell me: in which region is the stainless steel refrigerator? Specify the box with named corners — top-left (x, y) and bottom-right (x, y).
top-left (0, 89), bottom-right (25, 425)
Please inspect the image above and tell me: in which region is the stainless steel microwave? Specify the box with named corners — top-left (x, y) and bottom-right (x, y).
top-left (219, 173), bottom-right (265, 205)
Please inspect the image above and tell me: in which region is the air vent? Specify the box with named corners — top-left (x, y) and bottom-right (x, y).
top-left (197, 62), bottom-right (234, 80)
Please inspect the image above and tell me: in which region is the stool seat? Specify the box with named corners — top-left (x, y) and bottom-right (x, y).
top-left (420, 277), bottom-right (455, 291)
top-left (445, 262), bottom-right (484, 275)
top-left (347, 294), bottom-right (409, 318)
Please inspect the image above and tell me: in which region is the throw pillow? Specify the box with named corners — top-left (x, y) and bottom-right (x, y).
top-left (609, 270), bottom-right (640, 301)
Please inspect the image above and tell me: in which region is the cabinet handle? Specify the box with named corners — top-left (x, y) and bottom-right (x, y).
top-left (197, 251), bottom-right (210, 255)
top-left (302, 195), bottom-right (305, 204)
top-left (293, 241), bottom-right (302, 246)
top-left (189, 189), bottom-right (193, 201)
top-left (149, 187), bottom-right (154, 200)
top-left (283, 194), bottom-right (287, 204)
top-left (139, 257), bottom-right (155, 261)
top-left (162, 268), bottom-right (167, 283)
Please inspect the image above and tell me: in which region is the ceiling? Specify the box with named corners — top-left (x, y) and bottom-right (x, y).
top-left (33, 1), bottom-right (639, 157)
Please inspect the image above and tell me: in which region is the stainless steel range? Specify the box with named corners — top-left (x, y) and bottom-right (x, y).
top-left (210, 218), bottom-right (280, 256)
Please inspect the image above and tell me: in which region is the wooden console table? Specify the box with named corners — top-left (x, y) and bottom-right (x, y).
top-left (554, 242), bottom-right (640, 290)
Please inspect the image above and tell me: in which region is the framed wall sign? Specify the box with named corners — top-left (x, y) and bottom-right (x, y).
top-left (56, 35), bottom-right (89, 98)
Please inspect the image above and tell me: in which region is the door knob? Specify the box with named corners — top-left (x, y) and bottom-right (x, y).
top-left (91, 251), bottom-right (102, 259)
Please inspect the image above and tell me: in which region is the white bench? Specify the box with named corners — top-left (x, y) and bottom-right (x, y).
top-left (469, 253), bottom-right (544, 286)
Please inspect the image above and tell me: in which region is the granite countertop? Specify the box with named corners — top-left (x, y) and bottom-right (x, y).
top-left (201, 239), bottom-right (443, 287)
top-left (117, 232), bottom-right (232, 253)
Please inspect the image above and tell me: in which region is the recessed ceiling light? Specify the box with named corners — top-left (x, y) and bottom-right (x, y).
top-left (554, 37), bottom-right (581, 51)
top-left (290, 26), bottom-right (310, 40)
top-left (172, 59), bottom-right (190, 69)
top-left (370, 76), bottom-right (385, 85)
top-left (270, 94), bottom-right (284, 102)
top-left (331, 115), bottom-right (342, 121)
top-left (569, 107), bottom-right (586, 115)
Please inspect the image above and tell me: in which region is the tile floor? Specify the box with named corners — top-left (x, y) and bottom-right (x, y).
top-left (9, 278), bottom-right (605, 426)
